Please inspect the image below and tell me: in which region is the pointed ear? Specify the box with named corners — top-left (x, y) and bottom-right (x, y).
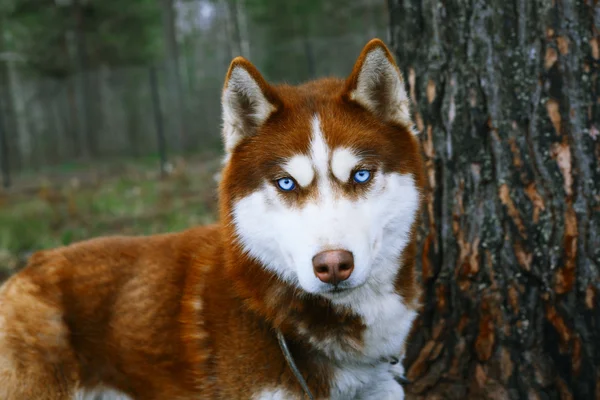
top-left (344, 39), bottom-right (415, 133)
top-left (221, 57), bottom-right (280, 153)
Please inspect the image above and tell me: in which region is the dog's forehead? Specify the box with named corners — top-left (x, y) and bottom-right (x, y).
top-left (281, 116), bottom-right (364, 187)
top-left (255, 102), bottom-right (389, 193)
top-left (224, 81), bottom-right (421, 201)
top-left (258, 80), bottom-right (387, 158)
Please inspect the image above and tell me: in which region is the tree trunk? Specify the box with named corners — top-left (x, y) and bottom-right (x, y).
top-left (6, 58), bottom-right (31, 170)
top-left (0, 19), bottom-right (20, 174)
top-left (222, 0), bottom-right (251, 59)
top-left (388, 1), bottom-right (599, 399)
top-left (124, 69), bottom-right (141, 158)
top-left (149, 65), bottom-right (168, 178)
top-left (159, 0), bottom-right (186, 152)
top-left (72, 0), bottom-right (95, 159)
top-left (0, 91), bottom-right (9, 188)
top-left (234, 0), bottom-right (251, 60)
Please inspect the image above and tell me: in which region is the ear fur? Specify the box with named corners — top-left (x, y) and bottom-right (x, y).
top-left (221, 57), bottom-right (280, 153)
top-left (344, 39), bottom-right (415, 133)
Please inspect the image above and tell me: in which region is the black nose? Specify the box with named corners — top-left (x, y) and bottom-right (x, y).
top-left (312, 250), bottom-right (354, 285)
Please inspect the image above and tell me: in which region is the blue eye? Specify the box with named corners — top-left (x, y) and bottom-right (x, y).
top-left (277, 177), bottom-right (296, 191)
top-left (353, 170), bottom-right (371, 183)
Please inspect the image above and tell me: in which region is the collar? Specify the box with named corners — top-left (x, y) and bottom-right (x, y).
top-left (276, 329), bottom-right (315, 400)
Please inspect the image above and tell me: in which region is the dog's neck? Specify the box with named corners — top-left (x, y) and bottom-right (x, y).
top-left (223, 247), bottom-right (414, 359)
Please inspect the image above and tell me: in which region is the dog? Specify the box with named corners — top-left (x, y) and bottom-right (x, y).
top-left (0, 39), bottom-right (425, 399)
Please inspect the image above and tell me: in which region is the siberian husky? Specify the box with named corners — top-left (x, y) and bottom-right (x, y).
top-left (0, 39), bottom-right (425, 400)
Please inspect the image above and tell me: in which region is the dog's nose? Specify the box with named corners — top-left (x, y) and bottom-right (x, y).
top-left (312, 250), bottom-right (354, 285)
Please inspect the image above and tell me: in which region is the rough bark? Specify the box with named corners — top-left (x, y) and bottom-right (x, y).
top-left (388, 0), bottom-right (600, 399)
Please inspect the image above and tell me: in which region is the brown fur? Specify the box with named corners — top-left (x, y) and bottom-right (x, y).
top-left (0, 39), bottom-right (424, 399)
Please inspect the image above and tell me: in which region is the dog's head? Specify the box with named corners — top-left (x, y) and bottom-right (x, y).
top-left (219, 39), bottom-right (424, 301)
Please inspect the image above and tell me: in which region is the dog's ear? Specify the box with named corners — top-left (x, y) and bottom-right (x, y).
top-left (343, 39), bottom-right (415, 133)
top-left (221, 57), bottom-right (281, 153)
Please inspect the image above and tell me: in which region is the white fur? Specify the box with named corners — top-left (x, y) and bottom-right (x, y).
top-left (232, 116), bottom-right (419, 296)
top-left (350, 48), bottom-right (414, 131)
top-left (231, 114), bottom-right (419, 398)
top-left (284, 155), bottom-right (314, 187)
top-left (74, 388), bottom-right (132, 400)
top-left (304, 273), bottom-right (415, 399)
top-left (233, 113), bottom-right (419, 400)
top-left (332, 363), bottom-right (405, 400)
top-left (389, 360), bottom-right (408, 382)
top-left (222, 66), bottom-right (276, 154)
top-left (331, 147), bottom-right (361, 182)
top-left (251, 388), bottom-right (301, 400)
top-left (326, 291), bottom-right (414, 399)
top-left (252, 369), bottom-right (405, 400)
top-left (310, 116), bottom-right (330, 178)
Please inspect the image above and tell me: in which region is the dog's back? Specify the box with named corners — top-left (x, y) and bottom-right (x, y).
top-left (0, 226), bottom-right (221, 399)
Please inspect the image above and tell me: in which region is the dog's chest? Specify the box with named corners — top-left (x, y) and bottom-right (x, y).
top-left (305, 292), bottom-right (416, 361)
top-left (327, 292), bottom-right (416, 362)
top-left (359, 293), bottom-right (415, 360)
top-left (326, 293), bottom-right (417, 399)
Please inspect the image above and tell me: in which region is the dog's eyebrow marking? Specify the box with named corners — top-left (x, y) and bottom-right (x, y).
top-left (283, 155), bottom-right (314, 187)
top-left (331, 148), bottom-right (361, 182)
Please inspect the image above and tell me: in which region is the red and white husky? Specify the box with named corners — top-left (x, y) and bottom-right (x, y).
top-left (0, 39), bottom-right (424, 399)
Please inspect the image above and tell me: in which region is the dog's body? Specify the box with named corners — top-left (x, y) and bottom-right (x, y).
top-left (0, 39), bottom-right (425, 400)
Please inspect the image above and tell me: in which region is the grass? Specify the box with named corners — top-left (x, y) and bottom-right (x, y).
top-left (0, 153), bottom-right (222, 278)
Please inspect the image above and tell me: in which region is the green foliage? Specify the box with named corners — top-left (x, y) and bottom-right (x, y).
top-left (3, 1), bottom-right (71, 76)
top-left (246, 0), bottom-right (324, 37)
top-left (0, 198), bottom-right (54, 253)
top-left (243, 0), bottom-right (387, 82)
top-left (3, 0), bottom-right (163, 77)
top-left (0, 156), bottom-right (220, 266)
top-left (83, 0), bottom-right (163, 66)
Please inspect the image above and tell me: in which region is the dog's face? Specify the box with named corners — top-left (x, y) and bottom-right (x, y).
top-left (219, 40), bottom-right (423, 300)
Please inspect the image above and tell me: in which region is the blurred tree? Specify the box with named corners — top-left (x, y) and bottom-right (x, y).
top-left (0, 0), bottom-right (392, 172)
top-left (0, 4), bottom-right (19, 173)
top-left (221, 0), bottom-right (251, 60)
top-left (245, 0), bottom-right (387, 82)
top-left (72, 0), bottom-right (93, 157)
top-left (388, 1), bottom-right (599, 399)
top-left (0, 16), bottom-right (31, 169)
top-left (0, 74), bottom-right (9, 188)
top-left (6, 0), bottom-right (162, 75)
top-left (1, 0), bottom-right (163, 160)
top-left (159, 0), bottom-right (186, 152)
